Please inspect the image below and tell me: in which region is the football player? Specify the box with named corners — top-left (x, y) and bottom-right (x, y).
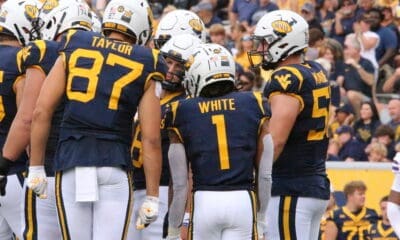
top-left (0, 1), bottom-right (42, 239)
top-left (325, 181), bottom-right (378, 239)
top-left (0, 1), bottom-right (93, 239)
top-left (388, 152), bottom-right (400, 237)
top-left (27, 0), bottom-right (167, 239)
top-left (369, 196), bottom-right (399, 239)
top-left (165, 43), bottom-right (273, 240)
top-left (129, 34), bottom-right (201, 240)
top-left (249, 10), bottom-right (331, 240)
top-left (153, 9), bottom-right (206, 49)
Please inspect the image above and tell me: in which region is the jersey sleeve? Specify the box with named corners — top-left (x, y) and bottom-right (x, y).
top-left (58, 29), bottom-right (80, 55)
top-left (22, 40), bottom-right (59, 74)
top-left (153, 49), bottom-right (167, 81)
top-left (326, 209), bottom-right (337, 223)
top-left (252, 91), bottom-right (271, 119)
top-left (263, 66), bottom-right (305, 109)
top-left (164, 100), bottom-right (184, 143)
top-left (22, 41), bottom-right (44, 72)
top-left (368, 209), bottom-right (379, 224)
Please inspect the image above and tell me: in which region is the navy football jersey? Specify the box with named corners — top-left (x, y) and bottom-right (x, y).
top-left (328, 206), bottom-right (379, 240)
top-left (20, 40), bottom-right (62, 176)
top-left (55, 30), bottom-right (167, 170)
top-left (132, 91), bottom-right (186, 190)
top-left (0, 45), bottom-right (27, 174)
top-left (165, 91), bottom-right (270, 191)
top-left (264, 61), bottom-right (331, 199)
top-left (368, 220), bottom-right (399, 240)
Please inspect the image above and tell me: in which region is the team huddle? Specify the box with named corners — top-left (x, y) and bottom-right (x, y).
top-left (0, 0), bottom-right (398, 239)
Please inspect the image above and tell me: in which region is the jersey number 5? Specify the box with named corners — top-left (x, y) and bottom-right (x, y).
top-left (66, 49), bottom-right (144, 110)
top-left (307, 86), bottom-right (330, 141)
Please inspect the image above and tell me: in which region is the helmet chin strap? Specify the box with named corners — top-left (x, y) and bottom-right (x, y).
top-left (262, 46), bottom-right (302, 70)
top-left (161, 81), bottom-right (183, 92)
top-left (53, 11), bottom-right (67, 40)
top-left (13, 24), bottom-right (25, 46)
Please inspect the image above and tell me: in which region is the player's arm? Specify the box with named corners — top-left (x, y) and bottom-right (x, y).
top-left (0, 74), bottom-right (26, 195)
top-left (31, 57), bottom-right (64, 166)
top-left (29, 57), bottom-right (65, 198)
top-left (324, 220), bottom-right (338, 240)
top-left (136, 80), bottom-right (162, 229)
top-left (269, 94), bottom-right (300, 160)
top-left (167, 130), bottom-right (188, 240)
top-left (255, 118), bottom-right (273, 239)
top-left (3, 68), bottom-right (45, 161)
top-left (138, 80), bottom-right (162, 197)
top-left (14, 75), bottom-right (25, 108)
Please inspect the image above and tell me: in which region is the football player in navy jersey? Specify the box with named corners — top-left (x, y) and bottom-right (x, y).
top-left (249, 10), bottom-right (331, 240)
top-left (129, 34), bottom-right (201, 240)
top-left (0, 1), bottom-right (93, 239)
top-left (27, 0), bottom-right (167, 239)
top-left (165, 43), bottom-right (273, 240)
top-left (0, 1), bottom-right (43, 239)
top-left (325, 181), bottom-right (378, 240)
top-left (368, 196), bottom-right (399, 240)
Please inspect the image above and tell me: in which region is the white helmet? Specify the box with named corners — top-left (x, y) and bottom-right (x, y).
top-left (90, 11), bottom-right (101, 33)
top-left (184, 43), bottom-right (235, 98)
top-left (0, 0), bottom-right (42, 45)
top-left (249, 10), bottom-right (309, 70)
top-left (154, 9), bottom-right (206, 49)
top-left (39, 0), bottom-right (92, 40)
top-left (102, 0), bottom-right (153, 46)
top-left (160, 34), bottom-right (202, 92)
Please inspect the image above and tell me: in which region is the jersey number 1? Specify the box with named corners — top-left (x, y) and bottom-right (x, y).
top-left (212, 115), bottom-right (230, 170)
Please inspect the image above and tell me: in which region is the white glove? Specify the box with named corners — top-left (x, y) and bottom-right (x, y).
top-left (166, 227), bottom-right (181, 240)
top-left (182, 212), bottom-right (190, 228)
top-left (27, 166), bottom-right (47, 199)
top-left (393, 153), bottom-right (400, 174)
top-left (257, 214), bottom-right (267, 239)
top-left (136, 196), bottom-right (159, 230)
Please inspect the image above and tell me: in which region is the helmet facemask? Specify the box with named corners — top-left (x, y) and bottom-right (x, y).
top-left (161, 55), bottom-right (185, 92)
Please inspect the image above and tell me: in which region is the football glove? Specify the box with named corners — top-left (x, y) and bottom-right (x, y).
top-left (257, 214), bottom-right (267, 239)
top-left (0, 153), bottom-right (12, 196)
top-left (27, 166), bottom-right (47, 199)
top-left (166, 227), bottom-right (181, 240)
top-left (136, 196), bottom-right (159, 230)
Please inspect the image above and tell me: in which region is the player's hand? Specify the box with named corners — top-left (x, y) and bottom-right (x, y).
top-left (136, 196), bottom-right (159, 230)
top-left (27, 166), bottom-right (48, 199)
top-left (166, 227), bottom-right (181, 240)
top-left (393, 153), bottom-right (400, 174)
top-left (0, 154), bottom-right (13, 196)
top-left (257, 214), bottom-right (267, 240)
top-left (180, 212), bottom-right (190, 240)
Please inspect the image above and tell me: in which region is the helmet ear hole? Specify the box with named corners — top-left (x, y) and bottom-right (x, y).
top-left (46, 21), bottom-right (52, 29)
top-left (278, 43), bottom-right (288, 49)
